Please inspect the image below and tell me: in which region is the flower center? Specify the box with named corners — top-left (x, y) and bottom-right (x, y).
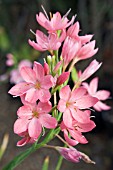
top-left (66, 102), bottom-right (73, 108)
top-left (35, 81), bottom-right (41, 89)
top-left (32, 111), bottom-right (39, 118)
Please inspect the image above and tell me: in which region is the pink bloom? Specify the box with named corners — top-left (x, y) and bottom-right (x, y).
top-left (57, 147), bottom-right (81, 163)
top-left (60, 109), bottom-right (96, 146)
top-left (10, 59), bottom-right (32, 84)
top-left (75, 40), bottom-right (98, 63)
top-left (56, 72), bottom-right (70, 86)
top-left (29, 30), bottom-right (66, 52)
top-left (82, 77), bottom-right (111, 111)
top-left (44, 61), bottom-right (50, 75)
top-left (14, 101), bottom-right (57, 140)
top-left (6, 53), bottom-right (14, 66)
top-left (60, 121), bottom-right (88, 146)
top-left (53, 61), bottom-right (62, 74)
top-left (67, 22), bottom-right (93, 44)
top-left (62, 37), bottom-right (81, 69)
top-left (58, 85), bottom-right (98, 128)
top-left (36, 11), bottom-right (75, 32)
top-left (9, 62), bottom-right (54, 103)
top-left (16, 131), bottom-right (36, 147)
top-left (77, 59), bottom-right (102, 82)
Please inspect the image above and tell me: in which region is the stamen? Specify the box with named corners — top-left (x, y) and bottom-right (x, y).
top-left (42, 126), bottom-right (45, 136)
top-left (41, 5), bottom-right (49, 20)
top-left (30, 29), bottom-right (36, 36)
top-left (63, 8), bottom-right (71, 19)
top-left (90, 116), bottom-right (95, 118)
top-left (88, 108), bottom-right (95, 112)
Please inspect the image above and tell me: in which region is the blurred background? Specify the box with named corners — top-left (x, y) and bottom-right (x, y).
top-left (0, 0), bottom-right (113, 169)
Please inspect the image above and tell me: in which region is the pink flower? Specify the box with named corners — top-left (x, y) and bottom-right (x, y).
top-left (53, 61), bottom-right (62, 74)
top-left (16, 131), bottom-right (36, 147)
top-left (57, 147), bottom-right (81, 163)
top-left (62, 37), bottom-right (81, 69)
top-left (29, 30), bottom-right (66, 52)
top-left (10, 59), bottom-right (32, 84)
top-left (6, 53), bottom-right (14, 66)
top-left (14, 101), bottom-right (57, 140)
top-left (60, 121), bottom-right (88, 146)
top-left (77, 59), bottom-right (102, 83)
top-left (58, 85), bottom-right (98, 128)
top-left (56, 72), bottom-right (70, 86)
top-left (9, 62), bottom-right (54, 103)
top-left (60, 109), bottom-right (96, 146)
top-left (44, 61), bottom-right (50, 75)
top-left (75, 40), bottom-right (98, 63)
top-left (67, 22), bottom-right (93, 44)
top-left (82, 77), bottom-right (111, 111)
top-left (36, 11), bottom-right (75, 32)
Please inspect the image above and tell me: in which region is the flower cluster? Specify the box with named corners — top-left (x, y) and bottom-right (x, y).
top-left (8, 9), bottom-right (111, 164)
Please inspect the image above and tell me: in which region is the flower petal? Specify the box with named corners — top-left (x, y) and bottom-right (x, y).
top-left (63, 109), bottom-right (73, 128)
top-left (89, 77), bottom-right (98, 94)
top-left (39, 114), bottom-right (57, 128)
top-left (57, 99), bottom-right (67, 112)
top-left (41, 75), bottom-right (54, 89)
top-left (70, 87), bottom-right (86, 102)
top-left (76, 95), bottom-right (98, 109)
top-left (38, 89), bottom-right (51, 102)
top-left (64, 129), bottom-right (78, 146)
top-left (25, 88), bottom-right (38, 103)
top-left (14, 118), bottom-right (29, 134)
top-left (33, 62), bottom-right (44, 81)
top-left (28, 118), bottom-right (42, 139)
top-left (17, 137), bottom-right (30, 147)
top-left (94, 101), bottom-right (111, 111)
top-left (60, 85), bottom-right (71, 101)
top-left (17, 105), bottom-right (32, 118)
top-left (20, 67), bottom-right (36, 83)
top-left (69, 129), bottom-right (88, 144)
top-left (8, 82), bottom-right (32, 97)
top-left (96, 90), bottom-right (110, 100)
top-left (37, 101), bottom-right (52, 113)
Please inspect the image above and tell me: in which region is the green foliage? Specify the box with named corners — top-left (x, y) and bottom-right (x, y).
top-left (71, 66), bottom-right (78, 83)
top-left (42, 156), bottom-right (49, 170)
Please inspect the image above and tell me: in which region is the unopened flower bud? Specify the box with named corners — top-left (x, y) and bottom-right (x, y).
top-left (57, 147), bottom-right (81, 163)
top-left (56, 72), bottom-right (70, 86)
top-left (44, 61), bottom-right (50, 75)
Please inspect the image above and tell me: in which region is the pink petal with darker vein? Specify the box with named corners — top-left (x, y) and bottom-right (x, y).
top-left (28, 118), bottom-right (42, 139)
top-left (38, 89), bottom-right (51, 102)
top-left (20, 67), bottom-right (36, 83)
top-left (60, 85), bottom-right (71, 101)
top-left (14, 118), bottom-right (29, 134)
top-left (25, 88), bottom-right (38, 103)
top-left (8, 82), bottom-right (32, 96)
top-left (39, 114), bottom-right (57, 129)
top-left (63, 109), bottom-right (73, 128)
top-left (75, 95), bottom-right (98, 109)
top-left (33, 62), bottom-right (44, 81)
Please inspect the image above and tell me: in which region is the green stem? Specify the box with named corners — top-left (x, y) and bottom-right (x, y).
top-left (3, 128), bottom-right (60, 170)
top-left (55, 155), bottom-right (63, 170)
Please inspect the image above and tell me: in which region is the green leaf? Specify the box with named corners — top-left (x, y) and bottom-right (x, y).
top-left (71, 67), bottom-right (78, 83)
top-left (3, 128), bottom-right (61, 170)
top-left (2, 145), bottom-right (36, 170)
top-left (42, 156), bottom-right (49, 170)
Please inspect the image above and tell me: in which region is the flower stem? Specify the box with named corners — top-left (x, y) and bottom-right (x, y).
top-left (55, 134), bottom-right (70, 147)
top-left (55, 155), bottom-right (63, 170)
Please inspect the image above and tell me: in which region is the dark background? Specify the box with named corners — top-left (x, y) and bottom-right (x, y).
top-left (0, 0), bottom-right (113, 169)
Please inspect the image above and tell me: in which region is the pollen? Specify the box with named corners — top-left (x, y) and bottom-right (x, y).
top-left (34, 81), bottom-right (41, 89)
top-left (32, 111), bottom-right (39, 118)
